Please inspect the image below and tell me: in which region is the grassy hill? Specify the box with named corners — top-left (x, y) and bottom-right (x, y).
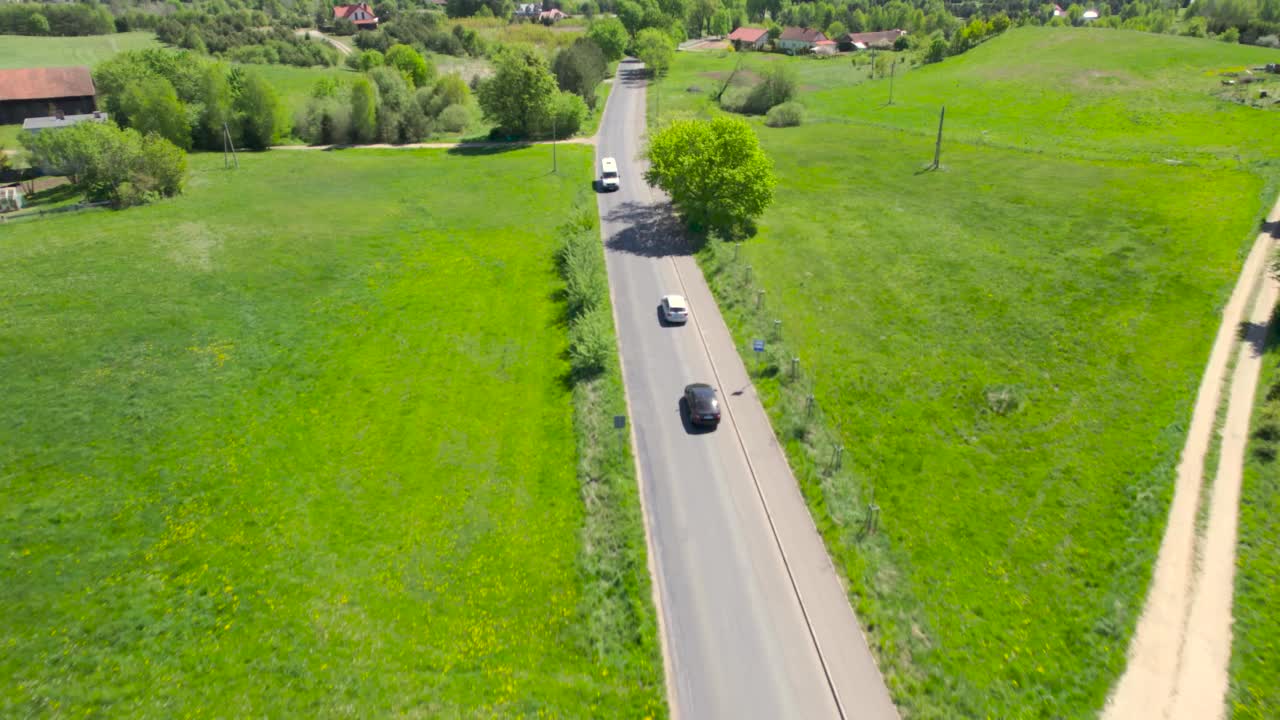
top-left (0, 148), bottom-right (665, 717)
top-left (659, 27), bottom-right (1279, 719)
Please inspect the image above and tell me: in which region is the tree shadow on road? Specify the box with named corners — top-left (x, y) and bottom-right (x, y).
top-left (603, 200), bottom-right (700, 257)
top-left (617, 62), bottom-right (650, 89)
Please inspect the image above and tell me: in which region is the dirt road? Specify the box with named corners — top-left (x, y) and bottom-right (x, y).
top-left (1104, 197), bottom-right (1280, 720)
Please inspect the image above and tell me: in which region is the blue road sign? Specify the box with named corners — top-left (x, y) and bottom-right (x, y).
top-left (752, 339), bottom-right (765, 352)
top-left (614, 415), bottom-right (626, 429)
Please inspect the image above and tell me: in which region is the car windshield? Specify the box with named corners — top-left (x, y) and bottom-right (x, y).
top-left (603, 170), bottom-right (618, 178)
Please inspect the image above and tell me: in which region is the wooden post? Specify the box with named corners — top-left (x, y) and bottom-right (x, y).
top-left (932, 106), bottom-right (945, 170)
top-left (888, 59), bottom-right (896, 105)
top-left (223, 122), bottom-right (239, 169)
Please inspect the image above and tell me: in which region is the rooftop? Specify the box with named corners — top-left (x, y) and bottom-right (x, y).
top-left (0, 66), bottom-right (95, 102)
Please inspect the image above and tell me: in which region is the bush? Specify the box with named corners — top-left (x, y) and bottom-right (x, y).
top-left (560, 234), bottom-right (607, 319)
top-left (569, 304), bottom-right (613, 377)
top-left (437, 103), bottom-right (471, 132)
top-left (546, 91), bottom-right (588, 138)
top-left (300, 95), bottom-right (352, 144)
top-left (20, 121), bottom-right (187, 207)
top-left (720, 64), bottom-right (795, 115)
top-left (765, 101), bottom-right (804, 127)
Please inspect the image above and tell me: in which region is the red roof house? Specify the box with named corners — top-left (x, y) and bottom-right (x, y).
top-left (538, 8), bottom-right (568, 22)
top-left (727, 26), bottom-right (768, 50)
top-left (333, 3), bottom-right (378, 29)
top-left (0, 66), bottom-right (96, 125)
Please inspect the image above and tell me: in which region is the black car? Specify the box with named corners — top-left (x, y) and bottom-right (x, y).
top-left (684, 383), bottom-right (721, 427)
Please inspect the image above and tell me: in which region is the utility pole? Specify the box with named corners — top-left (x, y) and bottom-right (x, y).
top-left (931, 105), bottom-right (945, 170)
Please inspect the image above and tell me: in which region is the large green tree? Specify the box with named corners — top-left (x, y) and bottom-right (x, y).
top-left (117, 77), bottom-right (192, 150)
top-left (634, 27), bottom-right (675, 76)
top-left (232, 69), bottom-right (281, 150)
top-left (477, 45), bottom-right (556, 137)
top-left (586, 16), bottom-right (630, 61)
top-left (553, 37), bottom-right (609, 109)
top-left (384, 43), bottom-right (435, 88)
top-left (645, 116), bottom-right (775, 232)
top-left (350, 76), bottom-right (379, 143)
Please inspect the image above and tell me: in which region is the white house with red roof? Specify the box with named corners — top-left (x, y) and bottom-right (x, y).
top-left (333, 3), bottom-right (378, 29)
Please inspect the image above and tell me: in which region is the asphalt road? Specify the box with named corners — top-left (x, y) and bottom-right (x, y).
top-left (595, 62), bottom-right (853, 720)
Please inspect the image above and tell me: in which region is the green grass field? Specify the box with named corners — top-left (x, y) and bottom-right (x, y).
top-left (659, 28), bottom-right (1279, 165)
top-left (1231, 318), bottom-right (1280, 720)
top-left (0, 32), bottom-right (158, 69)
top-left (660, 27), bottom-right (1280, 718)
top-left (0, 147), bottom-right (664, 717)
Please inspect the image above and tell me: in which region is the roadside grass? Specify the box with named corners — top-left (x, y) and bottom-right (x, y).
top-left (1231, 307), bottom-right (1280, 719)
top-left (0, 31), bottom-right (158, 68)
top-left (700, 122), bottom-right (1262, 718)
top-left (656, 27), bottom-right (1279, 719)
top-left (0, 147), bottom-right (664, 716)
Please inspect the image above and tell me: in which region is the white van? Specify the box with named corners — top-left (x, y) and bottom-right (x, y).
top-left (600, 157), bottom-right (620, 192)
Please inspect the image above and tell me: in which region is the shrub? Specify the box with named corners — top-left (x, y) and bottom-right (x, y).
top-left (558, 229), bottom-right (607, 316)
top-left (568, 304), bottom-right (613, 378)
top-left (546, 91), bottom-right (589, 138)
top-left (765, 101), bottom-right (804, 127)
top-left (437, 103), bottom-right (471, 132)
top-left (720, 64), bottom-right (796, 115)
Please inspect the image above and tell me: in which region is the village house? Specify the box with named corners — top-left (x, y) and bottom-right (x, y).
top-left (538, 7), bottom-right (568, 22)
top-left (0, 66), bottom-right (96, 126)
top-left (515, 3), bottom-right (540, 17)
top-left (333, 3), bottom-right (378, 30)
top-left (777, 27), bottom-right (827, 54)
top-left (726, 26), bottom-right (768, 51)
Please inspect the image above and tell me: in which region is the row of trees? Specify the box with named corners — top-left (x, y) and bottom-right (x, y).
top-left (299, 45), bottom-right (475, 144)
top-left (350, 14), bottom-right (486, 57)
top-left (0, 2), bottom-right (114, 36)
top-left (94, 49), bottom-right (285, 151)
top-left (152, 11), bottom-right (340, 66)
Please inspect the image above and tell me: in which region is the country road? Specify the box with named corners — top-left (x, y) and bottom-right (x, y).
top-left (595, 60), bottom-right (898, 720)
top-left (294, 28), bottom-right (353, 56)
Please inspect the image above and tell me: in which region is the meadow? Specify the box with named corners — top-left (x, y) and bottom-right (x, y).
top-left (659, 28), bottom-right (1279, 165)
top-left (0, 31), bottom-right (158, 69)
top-left (659, 27), bottom-right (1280, 718)
top-left (0, 147), bottom-right (664, 717)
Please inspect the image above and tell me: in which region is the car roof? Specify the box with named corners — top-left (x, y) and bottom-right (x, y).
top-left (685, 383), bottom-right (715, 395)
top-left (601, 157), bottom-right (617, 169)
top-left (663, 294), bottom-right (687, 309)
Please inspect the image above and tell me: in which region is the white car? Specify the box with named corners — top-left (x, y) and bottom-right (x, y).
top-left (600, 157), bottom-right (620, 192)
top-left (661, 294), bottom-right (689, 324)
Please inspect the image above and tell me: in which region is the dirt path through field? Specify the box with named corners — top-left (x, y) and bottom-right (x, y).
top-left (1103, 197), bottom-right (1280, 720)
